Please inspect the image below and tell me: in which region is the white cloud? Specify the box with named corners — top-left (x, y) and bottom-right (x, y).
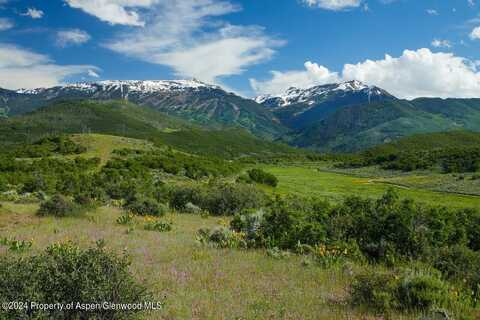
top-left (65, 0), bottom-right (157, 26)
top-left (87, 69), bottom-right (100, 77)
top-left (468, 0), bottom-right (475, 6)
top-left (56, 29), bottom-right (91, 47)
top-left (426, 9), bottom-right (438, 15)
top-left (105, 0), bottom-right (283, 85)
top-left (470, 26), bottom-right (480, 40)
top-left (250, 61), bottom-right (340, 95)
top-left (431, 39), bottom-right (452, 48)
top-left (344, 49), bottom-right (480, 99)
top-left (252, 49), bottom-right (480, 99)
top-left (0, 17), bottom-right (13, 30)
top-left (0, 44), bottom-right (98, 89)
top-left (302, 0), bottom-right (362, 10)
top-left (21, 7), bottom-right (44, 19)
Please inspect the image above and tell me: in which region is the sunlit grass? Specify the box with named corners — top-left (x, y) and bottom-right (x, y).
top-left (0, 202), bottom-right (420, 319)
top-left (260, 165), bottom-right (480, 209)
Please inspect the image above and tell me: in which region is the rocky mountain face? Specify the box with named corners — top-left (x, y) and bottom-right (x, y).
top-left (0, 80), bottom-right (287, 139)
top-left (255, 80), bottom-right (396, 130)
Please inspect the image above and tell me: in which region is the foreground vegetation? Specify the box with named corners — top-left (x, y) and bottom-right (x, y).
top-left (1, 133), bottom-right (479, 319)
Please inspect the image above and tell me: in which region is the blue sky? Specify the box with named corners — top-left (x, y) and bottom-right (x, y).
top-left (0, 0), bottom-right (479, 99)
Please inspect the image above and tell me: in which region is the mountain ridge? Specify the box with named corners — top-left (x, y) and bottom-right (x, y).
top-left (0, 79), bottom-right (288, 140)
top-left (2, 80), bottom-right (480, 153)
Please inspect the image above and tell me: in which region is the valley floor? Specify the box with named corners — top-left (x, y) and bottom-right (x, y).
top-left (261, 164), bottom-right (480, 209)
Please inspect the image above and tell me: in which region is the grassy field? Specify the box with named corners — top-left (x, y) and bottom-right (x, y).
top-left (70, 134), bottom-right (156, 163)
top-left (0, 201), bottom-right (421, 320)
top-left (313, 162), bottom-right (480, 196)
top-left (261, 165), bottom-right (480, 209)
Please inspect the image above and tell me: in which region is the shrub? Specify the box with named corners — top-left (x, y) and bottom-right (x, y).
top-left (196, 227), bottom-right (246, 249)
top-left (203, 183), bottom-right (266, 216)
top-left (261, 196), bottom-right (329, 249)
top-left (247, 168), bottom-right (278, 187)
top-left (433, 246), bottom-right (480, 305)
top-left (125, 196), bottom-right (167, 216)
top-left (169, 185), bottom-right (203, 211)
top-left (144, 220), bottom-right (172, 232)
top-left (37, 194), bottom-right (82, 217)
top-left (351, 270), bottom-right (400, 311)
top-left (184, 202), bottom-right (202, 214)
top-left (21, 174), bottom-right (55, 194)
top-left (73, 193), bottom-right (98, 208)
top-left (307, 242), bottom-right (364, 268)
top-left (0, 242), bottom-right (151, 319)
top-left (397, 270), bottom-right (450, 310)
top-left (230, 209), bottom-right (266, 247)
top-left (351, 267), bottom-right (456, 313)
top-left (0, 176), bottom-right (8, 192)
top-left (116, 213), bottom-right (134, 225)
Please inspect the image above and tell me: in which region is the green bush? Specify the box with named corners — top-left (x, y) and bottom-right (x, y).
top-left (197, 227), bottom-right (246, 249)
top-left (0, 242), bottom-right (151, 319)
top-left (169, 183), bottom-right (265, 216)
top-left (351, 267), bottom-right (455, 313)
top-left (169, 185), bottom-right (203, 211)
top-left (351, 270), bottom-right (400, 311)
top-left (125, 196), bottom-right (167, 216)
top-left (230, 209), bottom-right (266, 246)
top-left (247, 168), bottom-right (278, 187)
top-left (184, 202), bottom-right (202, 214)
top-left (203, 183), bottom-right (266, 216)
top-left (144, 220), bottom-right (172, 232)
top-left (261, 196), bottom-right (329, 249)
top-left (433, 246), bottom-right (480, 305)
top-left (0, 176), bottom-right (9, 192)
top-left (37, 194), bottom-right (82, 217)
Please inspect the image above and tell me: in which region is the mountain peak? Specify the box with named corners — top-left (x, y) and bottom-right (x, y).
top-left (255, 80), bottom-right (394, 107)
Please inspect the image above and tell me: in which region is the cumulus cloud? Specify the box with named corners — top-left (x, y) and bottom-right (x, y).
top-left (302, 0), bottom-right (361, 10)
top-left (250, 61), bottom-right (340, 95)
top-left (105, 0), bottom-right (283, 84)
top-left (426, 9), bottom-right (438, 15)
top-left (251, 49), bottom-right (480, 99)
top-left (0, 44), bottom-right (98, 89)
top-left (0, 17), bottom-right (13, 30)
top-left (21, 7), bottom-right (44, 19)
top-left (342, 49), bottom-right (480, 99)
top-left (431, 39), bottom-right (452, 48)
top-left (56, 29), bottom-right (91, 47)
top-left (65, 0), bottom-right (158, 26)
top-left (470, 26), bottom-right (480, 40)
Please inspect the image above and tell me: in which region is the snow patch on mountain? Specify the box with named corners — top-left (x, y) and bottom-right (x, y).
top-left (255, 80), bottom-right (391, 107)
top-left (16, 79), bottom-right (220, 95)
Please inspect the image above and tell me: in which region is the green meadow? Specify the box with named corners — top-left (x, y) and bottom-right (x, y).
top-left (260, 165), bottom-right (480, 209)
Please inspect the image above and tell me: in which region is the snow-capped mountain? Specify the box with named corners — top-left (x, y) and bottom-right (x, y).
top-left (255, 80), bottom-right (393, 108)
top-left (16, 79), bottom-right (220, 96)
top-left (0, 80), bottom-right (286, 139)
top-left (255, 80), bottom-right (396, 129)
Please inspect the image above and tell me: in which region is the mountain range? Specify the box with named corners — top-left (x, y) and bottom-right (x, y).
top-left (1, 79), bottom-right (480, 152)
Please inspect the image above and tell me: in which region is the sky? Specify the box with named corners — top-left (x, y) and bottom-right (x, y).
top-left (0, 0), bottom-right (479, 99)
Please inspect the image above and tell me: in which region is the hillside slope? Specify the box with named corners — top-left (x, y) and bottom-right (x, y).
top-left (0, 100), bottom-right (297, 158)
top-left (367, 131), bottom-right (480, 155)
top-left (290, 99), bottom-right (480, 152)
